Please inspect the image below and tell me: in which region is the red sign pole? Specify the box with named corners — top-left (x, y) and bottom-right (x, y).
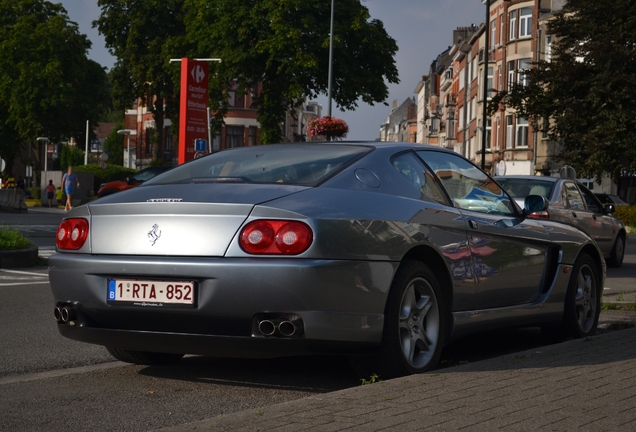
top-left (178, 58), bottom-right (209, 164)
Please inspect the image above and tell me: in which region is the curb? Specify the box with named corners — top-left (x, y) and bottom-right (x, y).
top-left (0, 246), bottom-right (39, 268)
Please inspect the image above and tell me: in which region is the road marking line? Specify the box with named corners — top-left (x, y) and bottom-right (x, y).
top-left (0, 361), bottom-right (126, 385)
top-left (0, 281), bottom-right (50, 287)
top-left (0, 269), bottom-right (48, 276)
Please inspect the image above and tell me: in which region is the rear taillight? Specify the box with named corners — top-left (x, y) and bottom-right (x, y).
top-left (239, 220), bottom-right (313, 255)
top-left (56, 218), bottom-right (89, 250)
top-left (529, 211), bottom-right (550, 219)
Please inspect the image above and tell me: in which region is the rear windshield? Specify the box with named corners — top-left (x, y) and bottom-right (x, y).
top-left (495, 178), bottom-right (555, 198)
top-left (144, 144), bottom-right (372, 187)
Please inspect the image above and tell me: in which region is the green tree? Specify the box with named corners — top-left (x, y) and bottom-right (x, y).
top-left (103, 121), bottom-right (125, 166)
top-left (501, 0), bottom-right (636, 183)
top-left (95, 0), bottom-right (186, 163)
top-left (0, 0), bottom-right (111, 176)
top-left (183, 0), bottom-right (399, 143)
top-left (60, 144), bottom-right (85, 172)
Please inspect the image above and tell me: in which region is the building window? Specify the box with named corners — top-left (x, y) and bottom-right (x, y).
top-left (499, 14), bottom-right (504, 46)
top-left (507, 61), bottom-right (515, 90)
top-left (485, 118), bottom-right (492, 150)
top-left (487, 67), bottom-right (494, 98)
top-left (509, 10), bottom-right (517, 40)
top-left (226, 126), bottom-right (245, 148)
top-left (506, 115), bottom-right (513, 149)
top-left (497, 65), bottom-right (502, 92)
top-left (545, 35), bottom-right (552, 62)
top-left (248, 126), bottom-right (257, 146)
top-left (516, 116), bottom-right (529, 147)
top-left (519, 7), bottom-right (532, 38)
top-left (491, 19), bottom-right (497, 50)
top-left (228, 82), bottom-right (245, 108)
top-left (517, 58), bottom-right (531, 87)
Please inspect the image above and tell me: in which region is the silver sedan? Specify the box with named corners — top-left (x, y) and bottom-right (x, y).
top-left (49, 143), bottom-right (605, 377)
top-left (496, 175), bottom-right (626, 268)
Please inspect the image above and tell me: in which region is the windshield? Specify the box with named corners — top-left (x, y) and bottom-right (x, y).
top-left (496, 178), bottom-right (555, 199)
top-left (145, 144), bottom-right (372, 187)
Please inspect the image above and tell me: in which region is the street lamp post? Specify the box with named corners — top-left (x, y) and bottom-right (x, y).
top-left (36, 137), bottom-right (49, 172)
top-left (327, 0), bottom-right (335, 117)
top-left (117, 130), bottom-right (134, 168)
top-left (481, 0), bottom-right (490, 171)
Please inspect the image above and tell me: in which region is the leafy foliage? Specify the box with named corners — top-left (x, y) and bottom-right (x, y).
top-left (75, 163), bottom-right (136, 194)
top-left (60, 145), bottom-right (85, 173)
top-left (0, 227), bottom-right (34, 251)
top-left (0, 0), bottom-right (111, 175)
top-left (503, 0), bottom-right (636, 183)
top-left (95, 0), bottom-right (186, 163)
top-left (183, 0), bottom-right (399, 143)
top-left (615, 205), bottom-right (636, 229)
top-left (103, 121), bottom-right (125, 167)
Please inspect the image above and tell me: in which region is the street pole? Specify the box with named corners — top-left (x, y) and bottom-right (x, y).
top-left (327, 0), bottom-right (335, 118)
top-left (85, 120), bottom-right (89, 165)
top-left (481, 0), bottom-right (490, 171)
top-left (36, 137), bottom-right (49, 173)
top-left (117, 130), bottom-right (133, 168)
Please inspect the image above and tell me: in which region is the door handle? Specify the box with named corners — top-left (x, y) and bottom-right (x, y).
top-left (572, 212), bottom-right (577, 218)
top-left (468, 220), bottom-right (479, 230)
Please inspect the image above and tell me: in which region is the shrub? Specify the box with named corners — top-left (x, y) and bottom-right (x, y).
top-left (75, 164), bottom-right (136, 193)
top-left (614, 205), bottom-right (636, 229)
top-left (0, 227), bottom-right (34, 250)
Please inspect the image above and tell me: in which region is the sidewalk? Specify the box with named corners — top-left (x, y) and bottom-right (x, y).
top-left (158, 324), bottom-right (636, 431)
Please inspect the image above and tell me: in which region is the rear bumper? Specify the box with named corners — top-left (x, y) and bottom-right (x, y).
top-left (49, 253), bottom-right (398, 356)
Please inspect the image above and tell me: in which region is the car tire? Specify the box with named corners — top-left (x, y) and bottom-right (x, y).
top-left (607, 234), bottom-right (625, 268)
top-left (561, 253), bottom-right (601, 338)
top-left (106, 347), bottom-right (184, 365)
top-left (372, 260), bottom-right (447, 378)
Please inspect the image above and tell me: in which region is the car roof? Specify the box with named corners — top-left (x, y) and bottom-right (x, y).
top-left (494, 175), bottom-right (560, 183)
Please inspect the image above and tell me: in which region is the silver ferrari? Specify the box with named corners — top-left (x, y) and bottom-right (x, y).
top-left (49, 142), bottom-right (605, 377)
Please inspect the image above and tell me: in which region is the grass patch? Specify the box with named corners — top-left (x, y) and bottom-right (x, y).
top-left (0, 227), bottom-right (34, 250)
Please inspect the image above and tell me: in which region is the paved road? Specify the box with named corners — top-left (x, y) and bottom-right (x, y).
top-left (1, 209), bottom-right (635, 431)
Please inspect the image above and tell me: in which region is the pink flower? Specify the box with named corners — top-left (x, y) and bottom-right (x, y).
top-left (307, 116), bottom-right (349, 138)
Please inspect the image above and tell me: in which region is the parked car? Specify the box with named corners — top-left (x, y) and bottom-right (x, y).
top-left (496, 175), bottom-right (626, 267)
top-left (50, 143), bottom-right (605, 377)
top-left (96, 166), bottom-right (174, 198)
top-left (594, 193), bottom-right (629, 208)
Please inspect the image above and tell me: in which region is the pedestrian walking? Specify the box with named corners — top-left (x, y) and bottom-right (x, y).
top-left (45, 179), bottom-right (56, 208)
top-left (62, 166), bottom-right (80, 211)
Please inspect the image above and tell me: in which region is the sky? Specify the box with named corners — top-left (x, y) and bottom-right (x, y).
top-left (58, 0), bottom-right (485, 141)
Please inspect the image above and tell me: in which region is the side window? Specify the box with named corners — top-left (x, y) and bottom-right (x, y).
top-left (564, 182), bottom-right (585, 210)
top-left (391, 152), bottom-right (449, 205)
top-left (578, 184), bottom-right (601, 213)
top-left (416, 150), bottom-right (516, 216)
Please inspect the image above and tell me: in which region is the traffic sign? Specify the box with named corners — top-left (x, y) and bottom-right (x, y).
top-left (195, 139), bottom-right (207, 152)
top-left (100, 162), bottom-right (108, 169)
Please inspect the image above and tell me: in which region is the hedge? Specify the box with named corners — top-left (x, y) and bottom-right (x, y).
top-left (615, 205), bottom-right (636, 229)
top-left (75, 164), bottom-right (136, 193)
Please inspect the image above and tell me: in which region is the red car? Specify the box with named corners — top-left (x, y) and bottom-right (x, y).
top-left (97, 166), bottom-right (173, 198)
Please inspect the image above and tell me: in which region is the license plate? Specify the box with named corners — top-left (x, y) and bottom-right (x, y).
top-left (107, 279), bottom-right (195, 305)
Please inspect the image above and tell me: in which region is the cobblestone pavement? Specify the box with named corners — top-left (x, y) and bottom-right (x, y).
top-left (155, 321), bottom-right (636, 432)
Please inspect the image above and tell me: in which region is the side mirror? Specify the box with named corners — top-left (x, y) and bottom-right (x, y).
top-left (603, 203), bottom-right (616, 214)
top-left (125, 177), bottom-right (131, 183)
top-left (523, 194), bottom-right (549, 215)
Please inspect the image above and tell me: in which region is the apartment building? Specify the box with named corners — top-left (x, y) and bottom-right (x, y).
top-left (379, 98), bottom-right (417, 142)
top-left (416, 0), bottom-right (566, 177)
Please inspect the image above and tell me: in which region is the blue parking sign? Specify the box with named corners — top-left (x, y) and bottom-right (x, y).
top-left (195, 139), bottom-right (207, 152)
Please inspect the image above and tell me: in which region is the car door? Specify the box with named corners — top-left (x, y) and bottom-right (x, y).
top-left (416, 150), bottom-right (552, 310)
top-left (577, 183), bottom-right (615, 253)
